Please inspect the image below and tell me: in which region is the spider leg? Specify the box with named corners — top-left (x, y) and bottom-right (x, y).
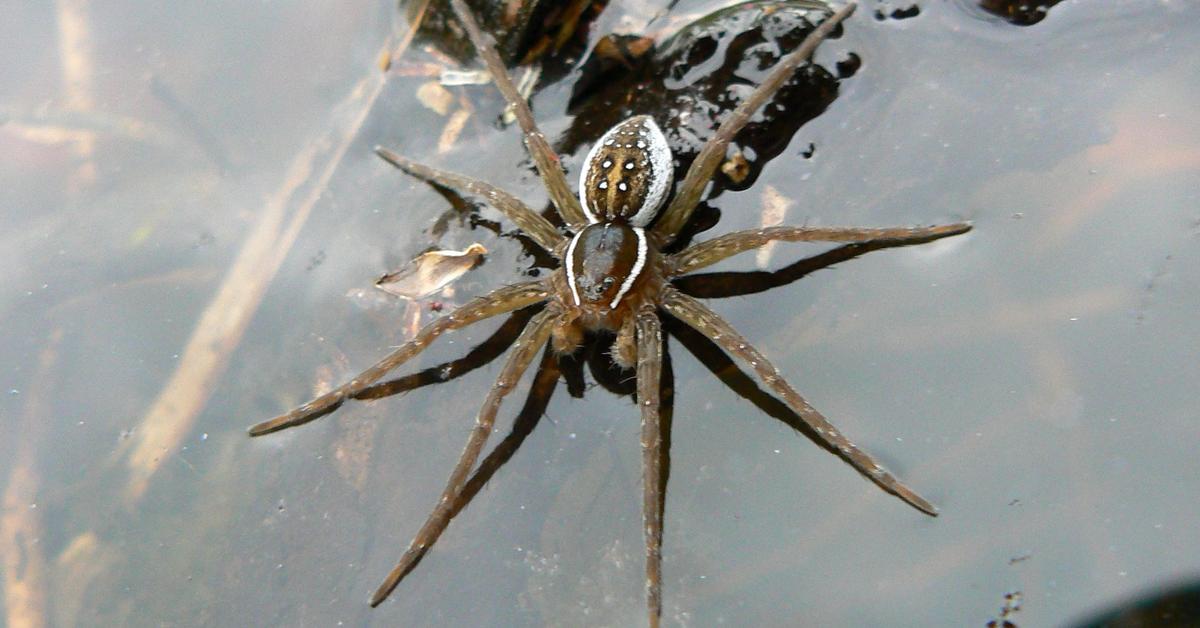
top-left (447, 0), bottom-right (590, 230)
top-left (370, 306), bottom-right (559, 607)
top-left (635, 307), bottom-right (665, 628)
top-left (453, 344), bottom-right (559, 519)
top-left (248, 281), bottom-right (548, 436)
top-left (375, 147), bottom-right (564, 253)
top-left (659, 286), bottom-right (937, 516)
top-left (653, 2), bottom-right (858, 241)
top-left (668, 313), bottom-right (877, 481)
top-left (670, 222), bottom-right (971, 276)
top-left (354, 307), bottom-right (537, 402)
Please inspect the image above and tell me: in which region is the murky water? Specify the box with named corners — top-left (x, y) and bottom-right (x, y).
top-left (2, 1), bottom-right (1198, 626)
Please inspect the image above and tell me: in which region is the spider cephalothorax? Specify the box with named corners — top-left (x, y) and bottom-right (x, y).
top-left (251, 1), bottom-right (970, 625)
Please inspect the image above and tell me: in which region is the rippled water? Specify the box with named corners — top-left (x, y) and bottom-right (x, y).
top-left (1, 1), bottom-right (1197, 626)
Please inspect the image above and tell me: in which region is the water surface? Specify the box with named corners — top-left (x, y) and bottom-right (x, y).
top-left (1, 1), bottom-right (1198, 626)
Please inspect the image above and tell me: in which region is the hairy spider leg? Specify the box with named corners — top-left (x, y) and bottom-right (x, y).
top-left (451, 345), bottom-right (560, 520)
top-left (371, 306), bottom-right (559, 606)
top-left (635, 308), bottom-right (666, 628)
top-left (248, 281), bottom-right (548, 436)
top-left (653, 2), bottom-right (858, 241)
top-left (447, 0), bottom-right (590, 230)
top-left (375, 147), bottom-right (565, 253)
top-left (659, 286), bottom-right (938, 516)
top-left (670, 223), bottom-right (972, 276)
top-left (354, 308), bottom-right (539, 402)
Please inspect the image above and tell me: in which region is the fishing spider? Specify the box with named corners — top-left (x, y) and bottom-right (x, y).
top-left (251, 0), bottom-right (970, 624)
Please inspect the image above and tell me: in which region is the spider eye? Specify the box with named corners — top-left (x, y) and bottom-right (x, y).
top-left (578, 115), bottom-right (673, 227)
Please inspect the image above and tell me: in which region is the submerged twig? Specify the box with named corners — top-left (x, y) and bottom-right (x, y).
top-left (756, 184), bottom-right (792, 269)
top-left (1, 330), bottom-right (64, 628)
top-left (55, 0), bottom-right (97, 191)
top-left (121, 13), bottom-right (430, 502)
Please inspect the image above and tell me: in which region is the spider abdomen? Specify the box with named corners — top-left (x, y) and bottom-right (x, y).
top-left (578, 115), bottom-right (673, 226)
top-left (565, 222), bottom-right (648, 310)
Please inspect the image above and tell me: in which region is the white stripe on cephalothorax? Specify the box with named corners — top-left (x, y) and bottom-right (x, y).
top-left (565, 229), bottom-right (584, 306)
top-left (610, 226), bottom-right (647, 310)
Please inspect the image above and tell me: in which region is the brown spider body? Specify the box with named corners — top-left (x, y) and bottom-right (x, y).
top-left (252, 2), bottom-right (972, 625)
top-left (552, 225), bottom-right (668, 365)
top-left (557, 111), bottom-right (674, 349)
